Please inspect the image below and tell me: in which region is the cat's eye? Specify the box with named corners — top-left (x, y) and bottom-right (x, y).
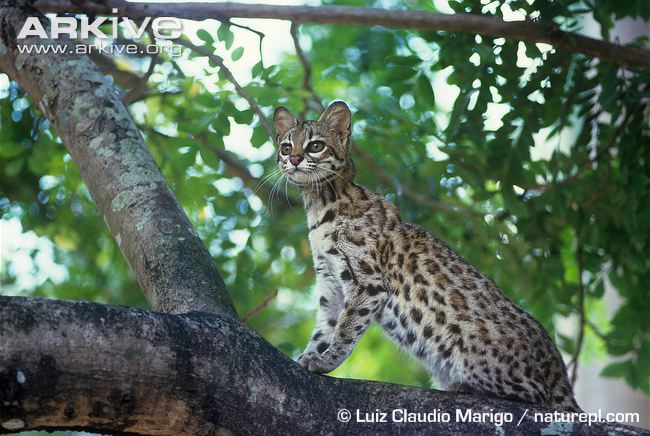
top-left (280, 143), bottom-right (292, 155)
top-left (306, 141), bottom-right (325, 154)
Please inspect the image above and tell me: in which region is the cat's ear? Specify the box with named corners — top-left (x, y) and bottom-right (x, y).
top-left (319, 101), bottom-right (350, 138)
top-left (273, 106), bottom-right (297, 141)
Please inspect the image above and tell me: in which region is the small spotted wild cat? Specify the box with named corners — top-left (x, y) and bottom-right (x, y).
top-left (273, 101), bottom-right (580, 411)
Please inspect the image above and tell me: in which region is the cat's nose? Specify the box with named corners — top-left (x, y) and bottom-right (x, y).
top-left (289, 155), bottom-right (304, 166)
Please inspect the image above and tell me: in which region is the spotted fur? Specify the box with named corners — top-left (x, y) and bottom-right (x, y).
top-left (273, 101), bottom-right (581, 412)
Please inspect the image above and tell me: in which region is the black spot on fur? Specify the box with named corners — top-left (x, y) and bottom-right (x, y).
top-left (365, 284), bottom-right (383, 296)
top-left (410, 308), bottom-right (423, 324)
top-left (321, 210), bottom-right (335, 225)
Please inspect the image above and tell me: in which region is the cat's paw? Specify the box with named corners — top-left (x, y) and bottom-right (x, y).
top-left (296, 350), bottom-right (317, 368)
top-left (306, 354), bottom-right (337, 373)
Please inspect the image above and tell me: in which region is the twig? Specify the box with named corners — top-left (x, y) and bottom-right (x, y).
top-left (242, 289), bottom-right (278, 324)
top-left (174, 38), bottom-right (274, 137)
top-left (219, 17), bottom-right (266, 42)
top-left (290, 22), bottom-right (323, 116)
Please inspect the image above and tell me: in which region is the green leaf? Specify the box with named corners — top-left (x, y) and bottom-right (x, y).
top-left (199, 142), bottom-right (221, 169)
top-left (415, 73), bottom-right (435, 111)
top-left (385, 54), bottom-right (422, 66)
top-left (217, 24), bottom-right (234, 50)
top-left (0, 142), bottom-right (25, 158)
top-left (211, 115), bottom-right (231, 137)
top-left (231, 47), bottom-right (244, 61)
top-left (196, 29), bottom-right (214, 46)
top-left (251, 61), bottom-right (263, 78)
top-left (183, 113), bottom-right (214, 134)
top-left (601, 361), bottom-right (629, 378)
top-left (5, 158), bottom-right (24, 177)
top-left (385, 65), bottom-right (417, 82)
top-left (251, 126), bottom-right (270, 148)
top-left (175, 145), bottom-right (197, 170)
top-left (233, 109), bottom-right (254, 125)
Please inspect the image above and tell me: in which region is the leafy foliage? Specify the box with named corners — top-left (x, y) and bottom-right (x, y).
top-left (1, 0), bottom-right (648, 394)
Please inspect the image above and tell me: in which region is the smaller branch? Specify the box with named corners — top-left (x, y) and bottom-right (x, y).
top-left (242, 289), bottom-right (278, 324)
top-left (174, 38), bottom-right (274, 137)
top-left (219, 17), bottom-right (266, 41)
top-left (0, 1), bottom-right (237, 316)
top-left (290, 22), bottom-right (323, 117)
top-left (35, 0), bottom-right (650, 68)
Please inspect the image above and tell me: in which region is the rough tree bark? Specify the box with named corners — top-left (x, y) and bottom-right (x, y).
top-left (0, 1), bottom-right (236, 317)
top-left (1, 297), bottom-right (645, 435)
top-left (0, 2), bottom-right (646, 435)
top-left (34, 0), bottom-right (650, 68)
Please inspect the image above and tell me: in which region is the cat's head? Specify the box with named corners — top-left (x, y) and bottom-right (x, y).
top-left (272, 101), bottom-right (353, 186)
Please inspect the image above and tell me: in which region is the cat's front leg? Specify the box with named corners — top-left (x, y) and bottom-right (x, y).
top-left (307, 280), bottom-right (388, 373)
top-left (297, 273), bottom-right (344, 368)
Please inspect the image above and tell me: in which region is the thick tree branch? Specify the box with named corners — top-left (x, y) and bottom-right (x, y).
top-left (0, 2), bottom-right (236, 316)
top-left (1, 296), bottom-right (644, 435)
top-left (34, 0), bottom-right (650, 68)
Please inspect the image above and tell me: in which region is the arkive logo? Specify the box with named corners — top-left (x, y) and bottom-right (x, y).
top-left (17, 9), bottom-right (182, 40)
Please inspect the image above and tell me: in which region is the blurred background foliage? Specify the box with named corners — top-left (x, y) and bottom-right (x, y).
top-left (1, 0), bottom-right (648, 399)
